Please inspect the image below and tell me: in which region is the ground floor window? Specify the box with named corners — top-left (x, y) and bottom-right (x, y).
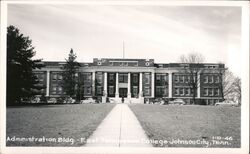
top-left (132, 86), bottom-right (138, 97)
top-left (96, 86), bottom-right (103, 95)
top-left (83, 86), bottom-right (92, 95)
top-left (108, 86), bottom-right (115, 97)
top-left (143, 86), bottom-right (151, 96)
top-left (155, 86), bottom-right (167, 97)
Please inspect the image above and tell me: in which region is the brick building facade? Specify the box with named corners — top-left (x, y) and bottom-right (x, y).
top-left (34, 58), bottom-right (225, 105)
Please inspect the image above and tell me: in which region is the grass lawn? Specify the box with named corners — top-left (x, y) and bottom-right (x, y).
top-left (129, 104), bottom-right (241, 148)
top-left (7, 104), bottom-right (115, 146)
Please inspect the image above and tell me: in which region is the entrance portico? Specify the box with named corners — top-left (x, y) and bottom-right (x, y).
top-left (101, 71), bottom-right (144, 103)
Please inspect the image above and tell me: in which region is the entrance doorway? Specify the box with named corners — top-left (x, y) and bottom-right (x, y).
top-left (119, 88), bottom-right (128, 98)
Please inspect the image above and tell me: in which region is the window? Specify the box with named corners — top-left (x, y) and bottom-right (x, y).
top-left (109, 73), bottom-right (115, 82)
top-left (190, 89), bottom-right (194, 95)
top-left (156, 86), bottom-right (166, 97)
top-left (144, 73), bottom-right (150, 84)
top-left (185, 76), bottom-right (190, 83)
top-left (38, 74), bottom-right (44, 82)
top-left (209, 88), bottom-right (213, 96)
top-left (144, 86), bottom-right (150, 96)
top-left (58, 87), bottom-right (62, 91)
top-left (83, 73), bottom-right (91, 82)
top-left (185, 88), bottom-right (190, 96)
top-left (109, 62), bottom-right (113, 66)
top-left (108, 86), bottom-right (114, 95)
top-left (208, 76), bottom-right (213, 83)
top-left (214, 76), bottom-right (219, 83)
top-left (52, 87), bottom-right (57, 91)
top-left (174, 88), bottom-right (179, 95)
top-left (96, 73), bottom-right (103, 83)
top-left (58, 74), bottom-right (62, 80)
top-left (180, 75), bottom-right (184, 83)
top-left (204, 76), bottom-right (208, 83)
top-left (84, 87), bottom-right (92, 94)
top-left (40, 89), bottom-right (45, 93)
top-left (97, 86), bottom-right (102, 95)
top-left (132, 86), bottom-right (138, 97)
top-left (132, 74), bottom-right (138, 84)
top-left (214, 88), bottom-right (219, 96)
top-left (52, 86), bottom-right (57, 94)
top-left (57, 87), bottom-right (62, 94)
top-left (180, 88), bottom-right (184, 96)
top-left (119, 73), bottom-right (128, 83)
top-left (52, 74), bottom-right (57, 80)
top-left (156, 75), bottom-right (161, 83)
top-left (204, 88), bottom-right (208, 96)
top-left (175, 75), bottom-right (179, 83)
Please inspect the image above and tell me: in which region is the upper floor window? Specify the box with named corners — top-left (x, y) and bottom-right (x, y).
top-left (119, 73), bottom-right (128, 83)
top-left (58, 74), bottom-right (62, 80)
top-left (132, 74), bottom-right (138, 84)
top-left (109, 73), bottom-right (115, 82)
top-left (209, 88), bottom-right (213, 96)
top-left (185, 76), bottom-right (190, 83)
top-left (180, 88), bottom-right (184, 96)
top-left (180, 75), bottom-right (184, 83)
top-left (81, 73), bottom-right (92, 82)
top-left (185, 88), bottom-right (190, 96)
top-left (52, 74), bottom-right (57, 80)
top-left (214, 88), bottom-right (220, 96)
top-left (214, 76), bottom-right (219, 83)
top-left (208, 76), bottom-right (213, 83)
top-left (174, 88), bottom-right (179, 95)
top-left (204, 76), bottom-right (208, 83)
top-left (96, 73), bottom-right (103, 83)
top-left (175, 75), bottom-right (179, 83)
top-left (144, 73), bottom-right (150, 84)
top-left (204, 88), bottom-right (208, 96)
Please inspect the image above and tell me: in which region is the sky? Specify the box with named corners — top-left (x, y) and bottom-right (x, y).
top-left (7, 4), bottom-right (242, 77)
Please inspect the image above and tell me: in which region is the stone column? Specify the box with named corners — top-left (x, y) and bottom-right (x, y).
top-left (168, 72), bottom-right (172, 98)
top-left (151, 72), bottom-right (155, 98)
top-left (139, 72), bottom-right (143, 97)
top-left (46, 70), bottom-right (50, 96)
top-left (197, 72), bottom-right (201, 98)
top-left (92, 72), bottom-right (95, 97)
top-left (104, 72), bottom-right (107, 97)
top-left (115, 72), bottom-right (119, 98)
top-left (127, 72), bottom-right (131, 98)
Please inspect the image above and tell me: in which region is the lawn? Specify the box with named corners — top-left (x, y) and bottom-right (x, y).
top-left (129, 104), bottom-right (241, 148)
top-left (6, 104), bottom-right (115, 146)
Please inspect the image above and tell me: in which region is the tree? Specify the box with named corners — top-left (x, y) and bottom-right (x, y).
top-left (179, 53), bottom-right (205, 104)
top-left (219, 69), bottom-right (241, 104)
top-left (232, 77), bottom-right (241, 105)
top-left (7, 25), bottom-right (44, 105)
top-left (219, 69), bottom-right (233, 101)
top-left (62, 49), bottom-right (80, 99)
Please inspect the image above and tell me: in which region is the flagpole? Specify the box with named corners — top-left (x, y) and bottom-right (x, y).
top-left (123, 41), bottom-right (125, 59)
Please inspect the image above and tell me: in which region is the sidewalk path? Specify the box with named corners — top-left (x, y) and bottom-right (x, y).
top-left (84, 104), bottom-right (152, 147)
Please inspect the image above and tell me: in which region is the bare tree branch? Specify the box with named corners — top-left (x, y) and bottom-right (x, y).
top-left (178, 53), bottom-right (205, 104)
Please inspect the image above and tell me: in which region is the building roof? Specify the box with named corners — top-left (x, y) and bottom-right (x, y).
top-left (39, 58), bottom-right (225, 69)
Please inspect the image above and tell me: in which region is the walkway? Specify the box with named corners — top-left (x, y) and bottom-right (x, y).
top-left (84, 104), bottom-right (152, 147)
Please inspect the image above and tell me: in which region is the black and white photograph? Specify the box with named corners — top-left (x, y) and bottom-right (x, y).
top-left (0, 0), bottom-right (249, 154)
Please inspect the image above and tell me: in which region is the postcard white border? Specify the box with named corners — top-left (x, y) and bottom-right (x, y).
top-left (0, 1), bottom-right (249, 154)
